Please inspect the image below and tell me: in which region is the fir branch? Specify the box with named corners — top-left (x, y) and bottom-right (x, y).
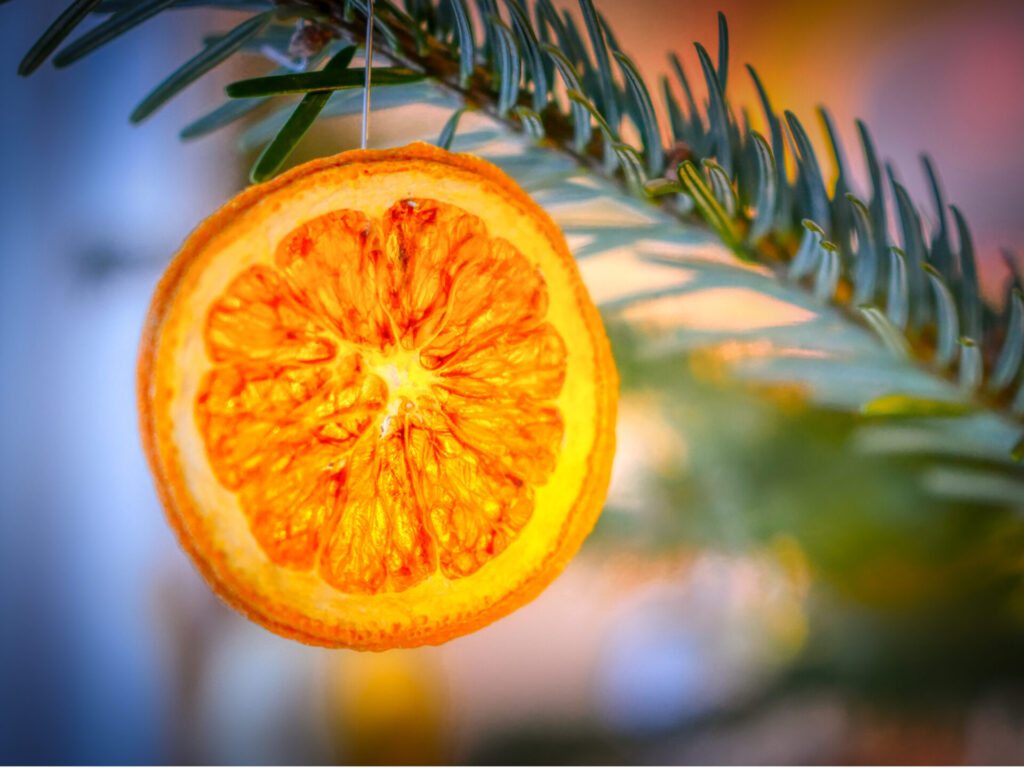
top-left (17, 0), bottom-right (103, 76)
top-left (13, 0), bottom-right (1024, 452)
top-left (249, 42), bottom-right (355, 181)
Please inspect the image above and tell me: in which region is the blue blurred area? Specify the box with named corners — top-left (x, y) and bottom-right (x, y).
top-left (0, 3), bottom-right (236, 761)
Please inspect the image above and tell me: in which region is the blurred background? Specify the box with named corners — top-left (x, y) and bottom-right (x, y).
top-left (1, 0), bottom-right (1023, 764)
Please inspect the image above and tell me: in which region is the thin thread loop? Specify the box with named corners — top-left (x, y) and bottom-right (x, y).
top-left (361, 0), bottom-right (374, 150)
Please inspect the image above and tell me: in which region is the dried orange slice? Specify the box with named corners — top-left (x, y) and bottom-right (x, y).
top-left (138, 142), bottom-right (617, 649)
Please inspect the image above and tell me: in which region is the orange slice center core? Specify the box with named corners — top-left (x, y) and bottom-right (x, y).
top-left (194, 198), bottom-right (568, 595)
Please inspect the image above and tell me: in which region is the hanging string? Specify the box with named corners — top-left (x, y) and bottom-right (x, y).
top-left (360, 0), bottom-right (374, 150)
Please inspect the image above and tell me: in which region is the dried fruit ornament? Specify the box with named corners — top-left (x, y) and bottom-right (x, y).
top-left (138, 143), bottom-right (618, 649)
